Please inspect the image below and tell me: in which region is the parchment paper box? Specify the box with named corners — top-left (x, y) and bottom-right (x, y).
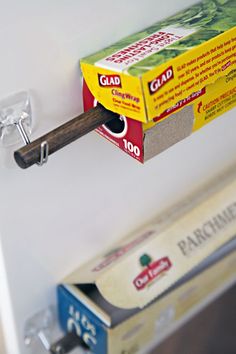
top-left (81, 0), bottom-right (236, 162)
top-left (58, 244), bottom-right (236, 354)
top-left (58, 167), bottom-right (236, 354)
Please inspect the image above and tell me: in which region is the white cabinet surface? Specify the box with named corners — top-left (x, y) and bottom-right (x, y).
top-left (0, 1), bottom-right (235, 354)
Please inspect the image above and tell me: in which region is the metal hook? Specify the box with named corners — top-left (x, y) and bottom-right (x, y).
top-left (15, 116), bottom-right (31, 145)
top-left (15, 116), bottom-right (49, 167)
top-left (38, 141), bottom-right (49, 166)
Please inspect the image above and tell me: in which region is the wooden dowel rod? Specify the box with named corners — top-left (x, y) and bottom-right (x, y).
top-left (14, 105), bottom-right (118, 169)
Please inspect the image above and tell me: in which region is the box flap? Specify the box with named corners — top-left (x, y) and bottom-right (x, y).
top-left (81, 1), bottom-right (235, 75)
top-left (95, 178), bottom-right (236, 309)
top-left (64, 171), bottom-right (236, 309)
top-left (81, 0), bottom-right (236, 120)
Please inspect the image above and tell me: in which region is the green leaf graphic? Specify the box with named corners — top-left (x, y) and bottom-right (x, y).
top-left (82, 0), bottom-right (236, 76)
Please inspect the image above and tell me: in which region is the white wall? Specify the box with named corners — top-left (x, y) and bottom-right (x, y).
top-left (0, 1), bottom-right (235, 354)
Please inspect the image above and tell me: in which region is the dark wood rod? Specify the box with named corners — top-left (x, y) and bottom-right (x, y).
top-left (14, 105), bottom-right (118, 169)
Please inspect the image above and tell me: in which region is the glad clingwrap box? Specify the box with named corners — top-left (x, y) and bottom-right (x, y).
top-left (82, 0), bottom-right (236, 162)
top-left (58, 167), bottom-right (236, 354)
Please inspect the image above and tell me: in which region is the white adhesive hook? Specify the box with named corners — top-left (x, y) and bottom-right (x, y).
top-left (0, 91), bottom-right (32, 147)
top-left (24, 307), bottom-right (90, 354)
top-left (0, 91), bottom-right (49, 166)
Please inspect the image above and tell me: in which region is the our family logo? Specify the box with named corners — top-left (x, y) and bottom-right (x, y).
top-left (133, 254), bottom-right (172, 291)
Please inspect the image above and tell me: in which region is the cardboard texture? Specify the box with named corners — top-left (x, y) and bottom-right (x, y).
top-left (58, 166), bottom-right (236, 354)
top-left (82, 0), bottom-right (236, 162)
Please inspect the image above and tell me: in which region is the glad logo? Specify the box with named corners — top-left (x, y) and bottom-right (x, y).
top-left (133, 254), bottom-right (172, 291)
top-left (98, 74), bottom-right (122, 88)
top-left (148, 66), bottom-right (174, 94)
